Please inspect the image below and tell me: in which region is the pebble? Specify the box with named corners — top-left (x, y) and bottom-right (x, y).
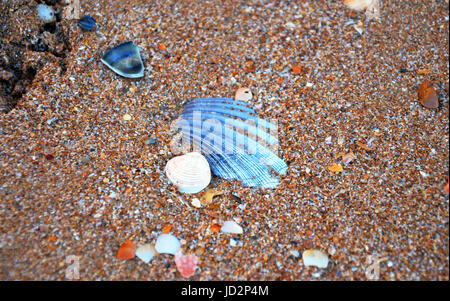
top-left (123, 114), bottom-right (132, 121)
top-left (135, 244), bottom-right (157, 263)
top-left (154, 234), bottom-right (181, 255)
top-left (37, 4), bottom-right (56, 23)
top-left (220, 221), bottom-right (243, 234)
top-left (229, 238), bottom-right (237, 247)
top-left (302, 249), bottom-right (329, 268)
top-left (191, 198), bottom-right (201, 208)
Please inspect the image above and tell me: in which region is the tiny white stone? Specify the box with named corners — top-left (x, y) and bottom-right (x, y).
top-left (325, 136), bottom-right (332, 144)
top-left (109, 191), bottom-right (117, 199)
top-left (37, 4), bottom-right (56, 23)
top-left (136, 244), bottom-right (157, 263)
top-left (220, 221), bottom-right (243, 234)
top-left (305, 82), bottom-right (314, 88)
top-left (154, 234), bottom-right (181, 255)
top-left (229, 238), bottom-right (237, 247)
top-left (191, 198), bottom-right (201, 208)
top-left (123, 114), bottom-right (132, 121)
top-left (302, 249), bottom-right (329, 268)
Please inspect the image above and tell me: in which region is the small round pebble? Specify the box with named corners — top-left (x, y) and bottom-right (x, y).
top-left (37, 4), bottom-right (56, 23)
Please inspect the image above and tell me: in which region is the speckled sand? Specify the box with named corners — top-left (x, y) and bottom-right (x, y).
top-left (0, 0), bottom-right (448, 280)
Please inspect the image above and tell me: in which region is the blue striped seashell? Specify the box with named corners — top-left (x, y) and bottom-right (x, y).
top-left (101, 42), bottom-right (144, 78)
top-left (78, 16), bottom-right (96, 31)
top-left (174, 98), bottom-right (287, 189)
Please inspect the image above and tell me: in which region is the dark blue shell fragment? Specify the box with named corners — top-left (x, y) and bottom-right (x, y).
top-left (174, 98), bottom-right (287, 189)
top-left (78, 16), bottom-right (96, 31)
top-left (101, 42), bottom-right (144, 78)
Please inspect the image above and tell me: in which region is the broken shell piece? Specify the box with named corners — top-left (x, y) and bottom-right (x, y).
top-left (175, 252), bottom-right (199, 278)
top-left (136, 244), bottom-right (157, 263)
top-left (234, 88), bottom-right (253, 101)
top-left (165, 152), bottom-right (211, 194)
top-left (418, 80), bottom-right (439, 109)
top-left (302, 249), bottom-right (329, 268)
top-left (154, 234), bottom-right (181, 255)
top-left (220, 221), bottom-right (243, 234)
top-left (101, 42), bottom-right (144, 78)
top-left (344, 0), bottom-right (373, 10)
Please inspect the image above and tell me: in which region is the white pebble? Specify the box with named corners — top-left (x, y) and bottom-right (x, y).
top-left (302, 249), bottom-right (329, 268)
top-left (220, 221), bottom-right (243, 234)
top-left (191, 198), bottom-right (201, 208)
top-left (37, 4), bottom-right (56, 23)
top-left (154, 234), bottom-right (181, 255)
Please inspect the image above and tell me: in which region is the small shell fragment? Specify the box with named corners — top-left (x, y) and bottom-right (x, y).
top-left (302, 249), bottom-right (329, 268)
top-left (78, 16), bottom-right (96, 31)
top-left (154, 234), bottom-right (181, 255)
top-left (117, 240), bottom-right (136, 260)
top-left (175, 252), bottom-right (199, 278)
top-left (418, 80), bottom-right (439, 109)
top-left (101, 42), bottom-right (144, 78)
top-left (220, 221), bottom-right (243, 234)
top-left (234, 88), bottom-right (253, 101)
top-left (135, 244), bottom-right (157, 263)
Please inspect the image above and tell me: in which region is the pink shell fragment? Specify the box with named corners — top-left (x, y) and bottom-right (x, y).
top-left (175, 252), bottom-right (199, 279)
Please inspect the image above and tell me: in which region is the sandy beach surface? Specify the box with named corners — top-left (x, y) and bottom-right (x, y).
top-left (0, 0), bottom-right (448, 280)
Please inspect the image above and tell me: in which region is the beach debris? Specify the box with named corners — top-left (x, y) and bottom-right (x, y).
top-left (162, 225), bottom-right (173, 234)
top-left (174, 252), bottom-right (198, 278)
top-left (220, 221), bottom-right (243, 234)
top-left (117, 240), bottom-right (137, 260)
top-left (165, 152), bottom-right (211, 194)
top-left (418, 80), bottom-right (439, 109)
top-left (200, 189), bottom-right (223, 205)
top-left (37, 4), bottom-right (56, 23)
top-left (101, 42), bottom-right (144, 78)
top-left (172, 98), bottom-right (287, 188)
top-left (344, 0), bottom-right (380, 20)
top-left (292, 65), bottom-right (305, 75)
top-left (302, 249), bottom-right (329, 268)
top-left (234, 88), bottom-right (253, 102)
top-left (210, 224), bottom-right (221, 233)
top-left (122, 113), bottom-right (132, 121)
top-left (191, 198), bottom-right (202, 208)
top-left (342, 152), bottom-right (356, 164)
top-left (154, 234), bottom-right (181, 255)
top-left (78, 16), bottom-right (96, 31)
top-left (328, 164), bottom-right (343, 173)
top-left (135, 244), bottom-right (157, 263)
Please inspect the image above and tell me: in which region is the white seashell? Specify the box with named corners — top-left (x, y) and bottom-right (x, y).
top-left (220, 221), bottom-right (243, 234)
top-left (154, 234), bottom-right (181, 255)
top-left (302, 249), bottom-right (329, 268)
top-left (136, 244), bottom-right (157, 263)
top-left (234, 88), bottom-right (253, 102)
top-left (165, 152), bottom-right (211, 194)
